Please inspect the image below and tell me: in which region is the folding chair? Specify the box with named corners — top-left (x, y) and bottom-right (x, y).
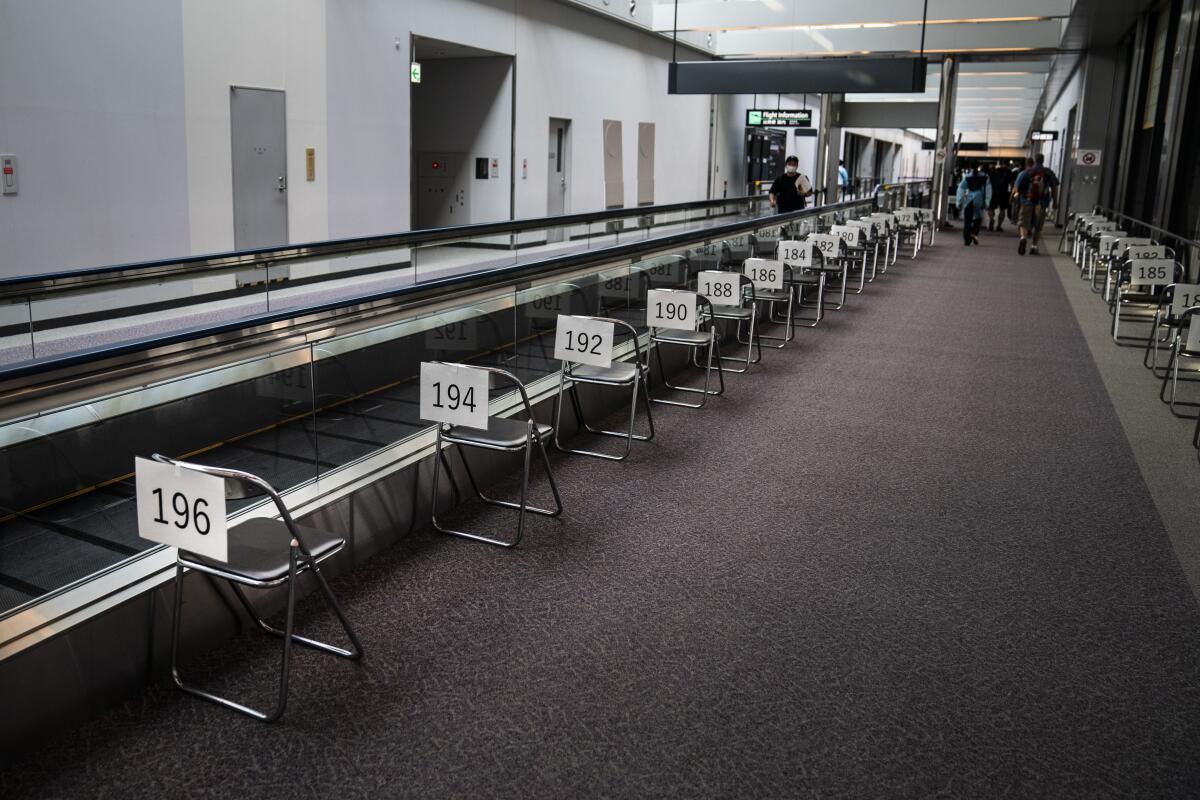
top-left (553, 317), bottom-right (654, 461)
top-left (698, 269), bottom-right (762, 373)
top-left (1160, 307), bottom-right (1200, 418)
top-left (831, 225), bottom-right (871, 294)
top-left (1144, 282), bottom-right (1199, 377)
top-left (777, 239), bottom-right (828, 327)
top-left (650, 290), bottom-right (725, 409)
top-left (894, 209), bottom-right (923, 259)
top-left (1111, 256), bottom-right (1181, 346)
top-left (746, 258), bottom-right (798, 347)
top-left (155, 455), bottom-right (363, 722)
top-left (847, 218), bottom-right (883, 277)
top-left (431, 365), bottom-right (564, 547)
top-left (806, 233), bottom-right (851, 310)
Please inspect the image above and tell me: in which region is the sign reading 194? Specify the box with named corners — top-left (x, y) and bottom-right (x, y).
top-left (420, 362), bottom-right (490, 429)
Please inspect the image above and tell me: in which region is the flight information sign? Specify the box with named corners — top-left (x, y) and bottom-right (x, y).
top-left (1031, 130), bottom-right (1059, 141)
top-left (746, 109), bottom-right (813, 128)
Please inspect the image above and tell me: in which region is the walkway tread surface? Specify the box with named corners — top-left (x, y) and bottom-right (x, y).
top-left (5, 231), bottom-right (1200, 798)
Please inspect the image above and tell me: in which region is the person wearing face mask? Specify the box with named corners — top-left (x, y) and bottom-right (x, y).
top-left (768, 156), bottom-right (813, 214)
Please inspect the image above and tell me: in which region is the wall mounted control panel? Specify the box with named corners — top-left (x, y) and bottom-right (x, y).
top-left (1, 155), bottom-right (15, 195)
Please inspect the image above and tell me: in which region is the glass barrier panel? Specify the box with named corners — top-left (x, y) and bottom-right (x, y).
top-left (0, 345), bottom-right (317, 617)
top-left (412, 232), bottom-right (518, 284)
top-left (266, 246), bottom-right (415, 313)
top-left (0, 297), bottom-right (33, 366)
top-left (311, 294), bottom-right (519, 471)
top-left (28, 266), bottom-right (269, 362)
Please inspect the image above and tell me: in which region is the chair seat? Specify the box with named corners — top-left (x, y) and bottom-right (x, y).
top-left (652, 328), bottom-right (712, 346)
top-left (785, 273), bottom-right (822, 285)
top-left (753, 288), bottom-right (793, 302)
top-left (709, 304), bottom-right (752, 320)
top-left (180, 518), bottom-right (344, 584)
top-left (569, 361), bottom-right (641, 384)
top-left (445, 417), bottom-right (554, 448)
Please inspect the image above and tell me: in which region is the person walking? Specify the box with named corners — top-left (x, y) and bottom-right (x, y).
top-left (1013, 153), bottom-right (1058, 255)
top-left (838, 160), bottom-right (850, 200)
top-left (987, 161), bottom-right (1013, 232)
top-left (768, 155), bottom-right (813, 214)
top-left (956, 159), bottom-right (992, 246)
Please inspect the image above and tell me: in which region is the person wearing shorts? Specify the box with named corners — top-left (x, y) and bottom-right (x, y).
top-left (1013, 154), bottom-right (1058, 255)
top-left (987, 162), bottom-right (1013, 232)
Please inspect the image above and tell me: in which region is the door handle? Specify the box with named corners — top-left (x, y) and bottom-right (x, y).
top-left (277, 175), bottom-right (287, 192)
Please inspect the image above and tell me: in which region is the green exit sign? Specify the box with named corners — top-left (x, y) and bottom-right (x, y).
top-left (410, 62), bottom-right (422, 84)
top-left (746, 109), bottom-right (812, 128)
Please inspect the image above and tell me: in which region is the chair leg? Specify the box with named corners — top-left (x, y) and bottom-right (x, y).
top-left (459, 439), bottom-right (561, 517)
top-left (653, 338), bottom-right (724, 408)
top-left (554, 372), bottom-right (654, 461)
top-left (170, 554), bottom-right (298, 722)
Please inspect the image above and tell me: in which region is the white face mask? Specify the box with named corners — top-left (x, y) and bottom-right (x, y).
top-left (785, 166), bottom-right (797, 175)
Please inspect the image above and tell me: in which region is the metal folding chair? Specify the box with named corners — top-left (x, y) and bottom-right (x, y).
top-left (1160, 308), bottom-right (1200, 418)
top-left (700, 270), bottom-right (762, 373)
top-left (155, 455), bottom-right (363, 723)
top-left (806, 233), bottom-right (851, 310)
top-left (777, 240), bottom-right (828, 327)
top-left (650, 290), bottom-right (725, 409)
top-left (747, 260), bottom-right (798, 347)
top-left (1144, 283), bottom-right (1197, 377)
top-left (1111, 255), bottom-right (1179, 347)
top-left (553, 316), bottom-right (654, 461)
top-left (431, 365), bottom-right (564, 547)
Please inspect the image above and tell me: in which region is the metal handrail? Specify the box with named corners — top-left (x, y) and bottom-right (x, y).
top-left (1093, 206), bottom-right (1199, 280)
top-left (0, 193), bottom-right (773, 298)
top-left (0, 187), bottom-right (926, 388)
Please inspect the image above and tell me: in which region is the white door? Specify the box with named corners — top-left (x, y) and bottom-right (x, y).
top-left (230, 87), bottom-right (288, 250)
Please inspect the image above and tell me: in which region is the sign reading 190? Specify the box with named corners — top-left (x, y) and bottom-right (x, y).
top-left (646, 289), bottom-right (697, 331)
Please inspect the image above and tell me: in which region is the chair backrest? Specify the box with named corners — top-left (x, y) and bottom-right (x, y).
top-left (830, 224), bottom-right (864, 249)
top-left (776, 239), bottom-right (822, 269)
top-left (806, 233), bottom-right (845, 261)
top-left (149, 454), bottom-right (322, 556)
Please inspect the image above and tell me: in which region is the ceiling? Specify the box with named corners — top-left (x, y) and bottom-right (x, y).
top-left (647, 0), bottom-right (1076, 146)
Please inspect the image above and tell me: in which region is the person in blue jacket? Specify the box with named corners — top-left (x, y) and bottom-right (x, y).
top-left (956, 160), bottom-right (993, 246)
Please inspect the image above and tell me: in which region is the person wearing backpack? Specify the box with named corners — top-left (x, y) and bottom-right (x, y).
top-left (955, 160), bottom-right (992, 246)
top-left (768, 155), bottom-right (814, 214)
top-left (1013, 153), bottom-right (1059, 255)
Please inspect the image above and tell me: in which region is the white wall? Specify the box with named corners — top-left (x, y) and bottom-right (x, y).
top-left (412, 56), bottom-right (514, 225)
top-left (841, 127), bottom-right (933, 183)
top-left (1, 0), bottom-right (752, 278)
top-left (0, 0), bottom-right (190, 278)
top-left (714, 94), bottom-right (822, 198)
top-left (182, 0), bottom-right (328, 253)
top-left (1041, 65), bottom-right (1084, 182)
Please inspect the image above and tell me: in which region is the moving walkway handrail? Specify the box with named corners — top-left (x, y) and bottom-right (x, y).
top-left (0, 189), bottom-right (926, 389)
top-left (1093, 206), bottom-right (1198, 278)
top-left (0, 193), bottom-right (772, 298)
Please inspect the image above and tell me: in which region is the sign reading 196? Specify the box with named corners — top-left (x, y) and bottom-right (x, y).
top-left (135, 456), bottom-right (229, 562)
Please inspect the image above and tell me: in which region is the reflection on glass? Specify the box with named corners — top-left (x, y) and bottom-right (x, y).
top-left (28, 268), bottom-right (269, 362)
top-left (0, 346), bottom-right (317, 616)
top-left (0, 297), bottom-right (33, 366)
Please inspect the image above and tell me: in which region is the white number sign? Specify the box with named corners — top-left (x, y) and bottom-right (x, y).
top-left (697, 271), bottom-right (739, 307)
top-left (554, 315), bottom-right (614, 368)
top-left (1128, 245), bottom-right (1167, 261)
top-left (776, 240), bottom-right (813, 267)
top-left (420, 362), bottom-right (489, 429)
top-left (1172, 284), bottom-right (1200, 318)
top-left (831, 225), bottom-right (860, 247)
top-left (1092, 221), bottom-right (1118, 232)
top-left (744, 258), bottom-right (784, 289)
top-left (1129, 259), bottom-right (1171, 287)
top-left (808, 234), bottom-right (841, 260)
top-left (135, 456), bottom-right (228, 562)
top-left (646, 289), bottom-right (696, 331)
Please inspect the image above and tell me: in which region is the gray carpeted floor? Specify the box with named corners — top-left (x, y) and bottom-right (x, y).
top-left (5, 231), bottom-right (1200, 798)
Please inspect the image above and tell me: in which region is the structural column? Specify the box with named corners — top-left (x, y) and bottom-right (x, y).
top-left (931, 56), bottom-right (958, 228)
top-left (815, 93), bottom-right (843, 205)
